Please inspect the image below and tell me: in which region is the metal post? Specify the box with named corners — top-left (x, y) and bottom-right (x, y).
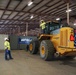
top-left (10, 28), bottom-right (11, 35)
top-left (13, 29), bottom-right (15, 34)
top-left (39, 16), bottom-right (41, 21)
top-left (26, 23), bottom-right (28, 36)
top-left (18, 26), bottom-right (20, 35)
top-left (67, 3), bottom-right (70, 25)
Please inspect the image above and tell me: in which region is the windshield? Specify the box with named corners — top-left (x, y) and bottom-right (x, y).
top-left (50, 29), bottom-right (60, 35)
top-left (46, 22), bottom-right (60, 34)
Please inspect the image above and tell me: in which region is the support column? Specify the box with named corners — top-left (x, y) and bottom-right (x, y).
top-left (26, 22), bottom-right (28, 36)
top-left (18, 26), bottom-right (20, 35)
top-left (10, 28), bottom-right (11, 35)
top-left (13, 29), bottom-right (15, 34)
top-left (39, 16), bottom-right (41, 21)
top-left (67, 3), bottom-right (70, 25)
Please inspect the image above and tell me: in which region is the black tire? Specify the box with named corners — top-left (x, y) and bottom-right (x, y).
top-left (65, 56), bottom-right (75, 60)
top-left (29, 39), bottom-right (39, 54)
top-left (40, 40), bottom-right (55, 61)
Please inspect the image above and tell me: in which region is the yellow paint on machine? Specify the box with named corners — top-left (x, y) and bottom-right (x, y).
top-left (39, 27), bottom-right (76, 56)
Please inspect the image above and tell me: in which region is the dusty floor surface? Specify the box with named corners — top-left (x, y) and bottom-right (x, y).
top-left (0, 50), bottom-right (76, 75)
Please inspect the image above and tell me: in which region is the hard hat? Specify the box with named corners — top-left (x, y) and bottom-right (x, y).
top-left (40, 20), bottom-right (44, 22)
top-left (40, 20), bottom-right (44, 23)
top-left (4, 37), bottom-right (8, 41)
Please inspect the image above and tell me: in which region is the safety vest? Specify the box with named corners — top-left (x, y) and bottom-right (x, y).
top-left (40, 22), bottom-right (46, 29)
top-left (4, 41), bottom-right (10, 50)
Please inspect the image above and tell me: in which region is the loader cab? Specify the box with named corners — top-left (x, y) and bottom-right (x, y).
top-left (45, 21), bottom-right (61, 34)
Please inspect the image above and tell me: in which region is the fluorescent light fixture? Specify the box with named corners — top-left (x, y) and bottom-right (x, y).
top-left (56, 18), bottom-right (60, 21)
top-left (66, 9), bottom-right (72, 12)
top-left (30, 15), bottom-right (34, 19)
top-left (74, 23), bottom-right (76, 25)
top-left (28, 1), bottom-right (33, 6)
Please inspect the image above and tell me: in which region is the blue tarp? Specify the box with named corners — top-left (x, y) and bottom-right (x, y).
top-left (18, 37), bottom-right (32, 44)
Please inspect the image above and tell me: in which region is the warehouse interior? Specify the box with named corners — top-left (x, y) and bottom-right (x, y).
top-left (0, 0), bottom-right (76, 35)
top-left (0, 0), bottom-right (76, 75)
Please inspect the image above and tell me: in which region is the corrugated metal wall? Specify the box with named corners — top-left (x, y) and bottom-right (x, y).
top-left (10, 35), bottom-right (37, 50)
top-left (0, 34), bottom-right (37, 50)
top-left (10, 35), bottom-right (19, 50)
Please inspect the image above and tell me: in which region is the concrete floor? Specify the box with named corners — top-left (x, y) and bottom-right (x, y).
top-left (0, 50), bottom-right (76, 75)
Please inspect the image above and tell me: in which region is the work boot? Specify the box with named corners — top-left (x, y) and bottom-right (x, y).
top-left (10, 58), bottom-right (13, 60)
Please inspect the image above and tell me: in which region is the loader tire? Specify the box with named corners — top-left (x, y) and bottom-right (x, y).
top-left (40, 40), bottom-right (55, 61)
top-left (29, 39), bottom-right (39, 54)
top-left (65, 56), bottom-right (75, 60)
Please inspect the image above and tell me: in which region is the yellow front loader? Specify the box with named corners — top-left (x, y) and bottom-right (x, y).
top-left (29, 21), bottom-right (76, 61)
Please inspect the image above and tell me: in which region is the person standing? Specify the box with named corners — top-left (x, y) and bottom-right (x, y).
top-left (40, 20), bottom-right (46, 34)
top-left (4, 38), bottom-right (13, 60)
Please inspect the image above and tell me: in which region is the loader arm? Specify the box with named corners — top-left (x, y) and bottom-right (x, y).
top-left (38, 34), bottom-right (52, 40)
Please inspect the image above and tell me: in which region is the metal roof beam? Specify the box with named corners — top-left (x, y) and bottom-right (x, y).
top-left (28, 0), bottom-right (44, 12)
top-left (0, 8), bottom-right (49, 16)
top-left (39, 0), bottom-right (62, 13)
top-left (48, 4), bottom-right (76, 15)
top-left (0, 0), bottom-right (11, 19)
top-left (34, 0), bottom-right (54, 12)
top-left (0, 19), bottom-right (39, 22)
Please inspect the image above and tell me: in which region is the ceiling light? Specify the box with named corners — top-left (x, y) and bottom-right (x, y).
top-left (28, 1), bottom-right (33, 6)
top-left (56, 18), bottom-right (60, 21)
top-left (30, 15), bottom-right (34, 19)
top-left (74, 23), bottom-right (76, 25)
top-left (66, 9), bottom-right (72, 12)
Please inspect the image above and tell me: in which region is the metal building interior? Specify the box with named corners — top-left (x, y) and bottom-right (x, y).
top-left (0, 0), bottom-right (76, 75)
top-left (0, 0), bottom-right (76, 35)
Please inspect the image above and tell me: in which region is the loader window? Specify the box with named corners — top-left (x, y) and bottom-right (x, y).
top-left (50, 26), bottom-right (59, 30)
top-left (46, 22), bottom-right (60, 34)
top-left (50, 29), bottom-right (60, 35)
top-left (49, 22), bottom-right (60, 31)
